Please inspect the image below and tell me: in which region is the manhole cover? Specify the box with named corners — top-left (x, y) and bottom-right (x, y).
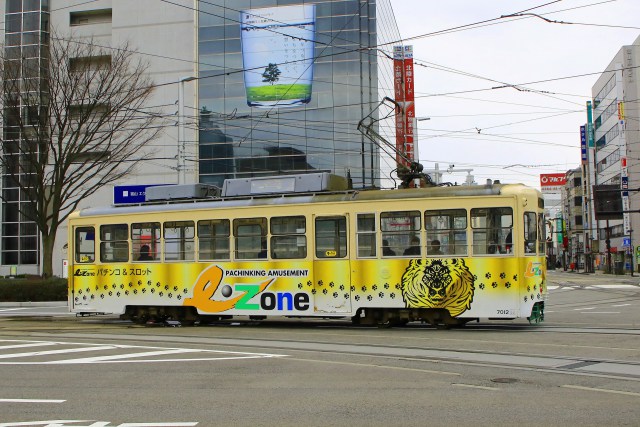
top-left (491, 378), bottom-right (519, 384)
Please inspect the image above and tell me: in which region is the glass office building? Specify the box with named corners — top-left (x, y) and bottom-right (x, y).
top-left (198, 0), bottom-right (397, 188)
top-left (1, 0), bottom-right (49, 265)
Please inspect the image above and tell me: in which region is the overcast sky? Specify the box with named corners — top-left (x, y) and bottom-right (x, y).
top-left (389, 0), bottom-right (640, 189)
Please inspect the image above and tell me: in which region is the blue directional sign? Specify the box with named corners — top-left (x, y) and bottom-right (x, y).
top-left (113, 184), bottom-right (169, 204)
top-left (623, 237), bottom-right (631, 247)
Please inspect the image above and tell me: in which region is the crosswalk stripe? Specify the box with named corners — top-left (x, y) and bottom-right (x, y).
top-left (0, 345), bottom-right (116, 359)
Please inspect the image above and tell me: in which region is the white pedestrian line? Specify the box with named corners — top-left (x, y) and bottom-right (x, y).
top-left (612, 303), bottom-right (632, 307)
top-left (0, 345), bottom-right (116, 359)
top-left (562, 384), bottom-right (640, 397)
top-left (574, 307), bottom-right (595, 311)
top-left (0, 342), bottom-right (58, 351)
top-left (49, 348), bottom-right (198, 364)
top-left (0, 422), bottom-right (198, 427)
top-left (0, 339), bottom-right (286, 365)
top-left (0, 398), bottom-right (65, 403)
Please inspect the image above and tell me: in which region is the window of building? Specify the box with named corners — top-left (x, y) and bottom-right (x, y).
top-left (74, 226), bottom-right (95, 263)
top-left (198, 219), bottom-right (230, 260)
top-left (70, 9), bottom-right (112, 26)
top-left (234, 218), bottom-right (267, 259)
top-left (271, 216), bottom-right (306, 259)
top-left (471, 207), bottom-right (512, 255)
top-left (163, 221), bottom-right (195, 261)
top-left (424, 209), bottom-right (467, 256)
top-left (574, 196), bottom-right (582, 207)
top-left (131, 222), bottom-right (160, 261)
top-left (381, 211), bottom-right (421, 257)
top-left (100, 224), bottom-right (128, 262)
top-left (315, 216), bottom-right (347, 258)
top-left (356, 213), bottom-right (376, 257)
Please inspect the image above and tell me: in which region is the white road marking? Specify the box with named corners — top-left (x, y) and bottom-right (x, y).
top-left (0, 342), bottom-right (57, 350)
top-left (0, 398), bottom-right (65, 403)
top-left (0, 345), bottom-right (116, 359)
top-left (612, 303), bottom-right (632, 307)
top-left (580, 312), bottom-right (620, 314)
top-left (48, 348), bottom-right (205, 364)
top-left (0, 422), bottom-right (197, 427)
top-left (574, 307), bottom-right (595, 311)
top-left (0, 421), bottom-right (87, 427)
top-left (562, 385), bottom-right (640, 397)
top-left (287, 356), bottom-right (461, 376)
top-left (452, 383), bottom-right (499, 391)
top-left (0, 339), bottom-right (286, 365)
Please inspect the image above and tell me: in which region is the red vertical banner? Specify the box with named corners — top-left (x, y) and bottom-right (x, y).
top-left (393, 45), bottom-right (415, 167)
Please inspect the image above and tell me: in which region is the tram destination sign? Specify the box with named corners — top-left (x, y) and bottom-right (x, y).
top-left (113, 184), bottom-right (168, 204)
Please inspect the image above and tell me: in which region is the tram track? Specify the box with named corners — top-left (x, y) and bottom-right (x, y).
top-left (13, 324), bottom-right (637, 384)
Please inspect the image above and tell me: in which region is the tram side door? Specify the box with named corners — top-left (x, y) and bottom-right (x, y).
top-left (312, 215), bottom-right (352, 314)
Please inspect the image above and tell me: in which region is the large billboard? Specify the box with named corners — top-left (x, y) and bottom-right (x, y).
top-left (540, 173), bottom-right (566, 194)
top-left (240, 5), bottom-right (316, 108)
top-left (198, 0), bottom-right (384, 188)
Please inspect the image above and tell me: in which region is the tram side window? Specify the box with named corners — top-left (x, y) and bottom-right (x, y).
top-left (356, 213), bottom-right (376, 258)
top-left (471, 207), bottom-right (512, 255)
top-left (524, 212), bottom-right (537, 254)
top-left (100, 224), bottom-right (128, 262)
top-left (315, 216), bottom-right (347, 258)
top-left (234, 218), bottom-right (267, 259)
top-left (271, 216), bottom-right (306, 259)
top-left (131, 222), bottom-right (161, 261)
top-left (198, 219), bottom-right (230, 260)
top-left (538, 213), bottom-right (546, 253)
top-left (381, 211), bottom-right (421, 257)
top-left (425, 209), bottom-right (467, 256)
top-left (164, 221), bottom-right (195, 261)
top-left (74, 227), bottom-right (95, 263)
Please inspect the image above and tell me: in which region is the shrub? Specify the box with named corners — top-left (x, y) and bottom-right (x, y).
top-left (0, 278), bottom-right (67, 302)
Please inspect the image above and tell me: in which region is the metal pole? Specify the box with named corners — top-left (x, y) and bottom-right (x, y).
top-left (178, 80), bottom-right (184, 185)
top-left (178, 76), bottom-right (196, 185)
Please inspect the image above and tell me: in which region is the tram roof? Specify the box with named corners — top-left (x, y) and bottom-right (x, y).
top-left (74, 182), bottom-right (540, 219)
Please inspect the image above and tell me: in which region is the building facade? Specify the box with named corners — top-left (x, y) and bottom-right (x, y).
top-left (1, 0), bottom-right (399, 277)
top-left (589, 34), bottom-right (640, 273)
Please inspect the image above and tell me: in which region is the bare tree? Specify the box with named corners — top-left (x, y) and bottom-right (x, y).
top-left (0, 32), bottom-right (161, 277)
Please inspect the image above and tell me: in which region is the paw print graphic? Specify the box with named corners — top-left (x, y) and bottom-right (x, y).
top-left (485, 272), bottom-right (492, 279)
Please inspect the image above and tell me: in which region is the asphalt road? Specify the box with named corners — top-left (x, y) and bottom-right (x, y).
top-left (0, 270), bottom-right (639, 427)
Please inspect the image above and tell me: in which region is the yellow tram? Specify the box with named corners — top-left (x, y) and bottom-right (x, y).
top-left (67, 173), bottom-right (547, 326)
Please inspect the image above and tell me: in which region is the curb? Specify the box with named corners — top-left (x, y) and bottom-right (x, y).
top-left (0, 301), bottom-right (67, 308)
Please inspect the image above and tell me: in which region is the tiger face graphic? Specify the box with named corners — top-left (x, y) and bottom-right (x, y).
top-left (401, 258), bottom-right (475, 317)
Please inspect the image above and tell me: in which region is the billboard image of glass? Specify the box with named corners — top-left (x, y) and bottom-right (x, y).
top-left (198, 0), bottom-right (399, 189)
top-left (241, 5), bottom-right (315, 107)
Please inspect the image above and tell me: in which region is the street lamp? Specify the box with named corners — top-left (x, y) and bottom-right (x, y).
top-left (178, 76), bottom-right (196, 185)
top-left (413, 117), bottom-right (430, 163)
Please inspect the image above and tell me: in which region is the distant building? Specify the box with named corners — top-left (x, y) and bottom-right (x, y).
top-left (590, 34), bottom-right (640, 272)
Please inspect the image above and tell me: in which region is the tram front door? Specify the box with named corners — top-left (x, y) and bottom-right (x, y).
top-left (312, 215), bottom-right (352, 314)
